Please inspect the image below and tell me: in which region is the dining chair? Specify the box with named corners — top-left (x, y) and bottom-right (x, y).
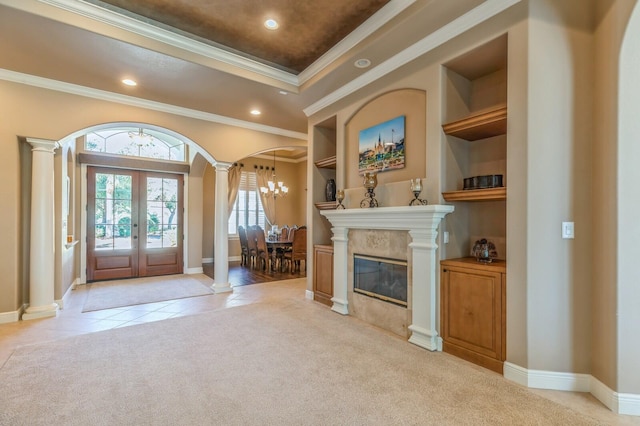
top-left (245, 226), bottom-right (258, 268)
top-left (254, 227), bottom-right (269, 270)
top-left (283, 227), bottom-right (306, 273)
top-left (238, 226), bottom-right (249, 266)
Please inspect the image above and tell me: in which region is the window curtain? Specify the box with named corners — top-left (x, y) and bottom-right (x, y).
top-left (256, 168), bottom-right (276, 226)
top-left (227, 164), bottom-right (242, 216)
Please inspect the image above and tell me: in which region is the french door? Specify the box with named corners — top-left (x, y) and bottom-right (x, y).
top-left (87, 167), bottom-right (184, 282)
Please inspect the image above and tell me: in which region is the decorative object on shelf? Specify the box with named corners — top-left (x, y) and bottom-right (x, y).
top-left (409, 178), bottom-right (428, 206)
top-left (471, 238), bottom-right (498, 263)
top-left (260, 151), bottom-right (288, 198)
top-left (463, 174), bottom-right (503, 190)
top-left (360, 172), bottom-right (379, 208)
top-left (325, 178), bottom-right (336, 202)
top-left (336, 189), bottom-right (345, 209)
top-left (358, 115), bottom-right (406, 174)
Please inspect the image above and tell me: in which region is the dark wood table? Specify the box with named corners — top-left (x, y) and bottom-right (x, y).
top-left (266, 240), bottom-right (292, 271)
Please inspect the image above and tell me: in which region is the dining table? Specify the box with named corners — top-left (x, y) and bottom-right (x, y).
top-left (266, 239), bottom-right (293, 272)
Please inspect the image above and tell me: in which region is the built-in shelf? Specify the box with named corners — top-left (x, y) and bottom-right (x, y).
top-left (442, 106), bottom-right (507, 141)
top-left (314, 155), bottom-right (336, 169)
top-left (315, 201), bottom-right (337, 210)
top-left (442, 187), bottom-right (506, 202)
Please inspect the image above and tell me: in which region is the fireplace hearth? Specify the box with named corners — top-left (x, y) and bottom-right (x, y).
top-left (354, 254), bottom-right (407, 306)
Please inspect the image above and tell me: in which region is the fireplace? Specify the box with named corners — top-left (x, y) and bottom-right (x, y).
top-left (320, 205), bottom-right (454, 351)
top-left (354, 254), bottom-right (407, 306)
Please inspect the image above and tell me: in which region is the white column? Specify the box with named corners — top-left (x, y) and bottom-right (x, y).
top-left (23, 138), bottom-right (59, 320)
top-left (408, 228), bottom-right (441, 351)
top-left (330, 226), bottom-right (349, 314)
top-left (212, 161), bottom-right (233, 293)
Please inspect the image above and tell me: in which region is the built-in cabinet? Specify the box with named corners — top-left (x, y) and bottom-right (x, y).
top-left (440, 35), bottom-right (508, 372)
top-left (313, 244), bottom-right (333, 306)
top-left (310, 116), bottom-right (337, 306)
top-left (440, 258), bottom-right (506, 373)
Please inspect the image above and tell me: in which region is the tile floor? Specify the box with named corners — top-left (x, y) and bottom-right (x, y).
top-left (0, 276), bottom-right (638, 425)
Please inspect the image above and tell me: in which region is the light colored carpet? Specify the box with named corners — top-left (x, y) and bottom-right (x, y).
top-left (82, 274), bottom-right (214, 312)
top-left (1, 298), bottom-right (602, 425)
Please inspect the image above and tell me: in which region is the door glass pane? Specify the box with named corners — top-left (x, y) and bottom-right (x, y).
top-left (163, 225), bottom-right (177, 247)
top-left (146, 177), bottom-right (179, 248)
top-left (95, 172), bottom-right (132, 250)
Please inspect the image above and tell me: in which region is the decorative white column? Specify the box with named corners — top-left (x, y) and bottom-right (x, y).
top-left (212, 161), bottom-right (233, 293)
top-left (330, 227), bottom-right (349, 315)
top-left (23, 138), bottom-right (59, 320)
top-left (321, 205), bottom-right (454, 351)
top-left (407, 228), bottom-right (442, 351)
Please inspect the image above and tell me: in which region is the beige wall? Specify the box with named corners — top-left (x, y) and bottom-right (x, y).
top-left (307, 0), bottom-right (640, 388)
top-left (344, 89), bottom-right (426, 190)
top-left (0, 79), bottom-right (304, 314)
top-left (609, 0), bottom-right (640, 394)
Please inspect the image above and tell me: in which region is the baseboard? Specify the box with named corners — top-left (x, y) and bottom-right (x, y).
top-left (590, 376), bottom-right (640, 416)
top-left (55, 280), bottom-right (77, 310)
top-left (305, 290), bottom-right (314, 300)
top-left (504, 362), bottom-right (640, 416)
top-left (503, 362), bottom-right (590, 392)
top-left (185, 267), bottom-right (204, 274)
top-left (229, 256), bottom-right (241, 262)
top-left (202, 258), bottom-right (213, 264)
top-left (0, 304), bottom-right (26, 324)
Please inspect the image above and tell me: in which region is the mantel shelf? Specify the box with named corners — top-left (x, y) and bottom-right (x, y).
top-left (315, 201), bottom-right (337, 210)
top-left (442, 106), bottom-right (507, 141)
top-left (442, 187), bottom-right (506, 202)
top-left (314, 155), bottom-right (336, 169)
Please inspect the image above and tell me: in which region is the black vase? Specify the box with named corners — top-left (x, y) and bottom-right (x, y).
top-left (325, 178), bottom-right (336, 202)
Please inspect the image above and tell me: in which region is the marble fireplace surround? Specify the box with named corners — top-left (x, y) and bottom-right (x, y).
top-left (321, 205), bottom-right (454, 351)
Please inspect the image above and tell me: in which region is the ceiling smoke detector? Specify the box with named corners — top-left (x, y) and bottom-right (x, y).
top-left (354, 58), bottom-right (371, 69)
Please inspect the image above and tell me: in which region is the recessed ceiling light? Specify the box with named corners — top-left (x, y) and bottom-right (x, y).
top-left (250, 109), bottom-right (261, 116)
top-left (122, 78), bottom-right (137, 86)
top-left (279, 90), bottom-right (288, 95)
top-left (264, 19), bottom-right (279, 30)
top-left (354, 58), bottom-right (371, 69)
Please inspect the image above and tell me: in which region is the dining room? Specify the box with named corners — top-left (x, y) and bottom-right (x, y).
top-left (201, 148), bottom-right (308, 286)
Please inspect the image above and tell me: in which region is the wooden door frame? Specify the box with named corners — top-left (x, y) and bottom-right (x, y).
top-left (79, 163), bottom-right (190, 284)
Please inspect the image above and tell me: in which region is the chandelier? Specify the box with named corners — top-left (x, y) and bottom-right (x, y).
top-left (260, 151), bottom-right (288, 197)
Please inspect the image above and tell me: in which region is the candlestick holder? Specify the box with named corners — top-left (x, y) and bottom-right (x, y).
top-left (409, 178), bottom-right (428, 206)
top-left (360, 172), bottom-right (379, 208)
top-left (336, 189), bottom-right (345, 209)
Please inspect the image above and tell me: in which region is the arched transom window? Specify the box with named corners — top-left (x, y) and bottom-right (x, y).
top-left (85, 127), bottom-right (186, 162)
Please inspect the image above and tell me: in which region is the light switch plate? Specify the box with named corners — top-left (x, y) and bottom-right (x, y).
top-left (562, 222), bottom-right (574, 239)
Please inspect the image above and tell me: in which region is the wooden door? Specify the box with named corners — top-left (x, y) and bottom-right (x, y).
top-left (87, 167), bottom-right (183, 282)
top-left (313, 245), bottom-right (334, 306)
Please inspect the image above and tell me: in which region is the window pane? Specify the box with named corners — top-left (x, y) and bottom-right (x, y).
top-left (85, 128), bottom-right (186, 162)
top-left (163, 226), bottom-right (177, 247)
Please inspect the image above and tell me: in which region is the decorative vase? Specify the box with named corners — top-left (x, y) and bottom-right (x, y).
top-left (325, 178), bottom-right (336, 202)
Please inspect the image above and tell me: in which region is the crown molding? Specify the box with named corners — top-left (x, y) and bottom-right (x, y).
top-left (0, 68), bottom-right (307, 140)
top-left (37, 0), bottom-right (298, 87)
top-left (298, 0), bottom-right (416, 85)
top-left (252, 154), bottom-right (308, 164)
top-left (303, 0), bottom-right (522, 117)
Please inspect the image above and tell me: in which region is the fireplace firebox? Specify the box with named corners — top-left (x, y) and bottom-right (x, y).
top-left (354, 254), bottom-right (407, 306)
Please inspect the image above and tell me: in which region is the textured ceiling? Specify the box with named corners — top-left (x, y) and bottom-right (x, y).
top-left (88, 0), bottom-right (390, 74)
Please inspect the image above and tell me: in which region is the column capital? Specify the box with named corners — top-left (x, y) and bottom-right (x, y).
top-left (26, 138), bottom-right (59, 153)
top-left (213, 161), bottom-right (234, 172)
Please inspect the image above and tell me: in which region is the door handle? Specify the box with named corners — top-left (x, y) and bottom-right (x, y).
top-left (133, 236), bottom-right (138, 239)
top-left (133, 224), bottom-right (138, 227)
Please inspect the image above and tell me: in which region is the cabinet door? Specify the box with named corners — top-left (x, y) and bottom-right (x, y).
top-left (313, 246), bottom-right (333, 306)
top-left (441, 265), bottom-right (504, 362)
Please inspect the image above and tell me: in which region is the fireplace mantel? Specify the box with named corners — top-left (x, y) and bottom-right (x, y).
top-left (321, 205), bottom-right (454, 351)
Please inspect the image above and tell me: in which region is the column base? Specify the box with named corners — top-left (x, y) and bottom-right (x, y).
top-left (211, 283), bottom-right (233, 294)
top-left (408, 324), bottom-right (442, 351)
top-left (330, 297), bottom-right (349, 315)
top-left (22, 303), bottom-right (58, 321)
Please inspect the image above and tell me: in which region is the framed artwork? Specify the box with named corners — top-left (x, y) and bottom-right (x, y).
top-left (358, 115), bottom-right (405, 174)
